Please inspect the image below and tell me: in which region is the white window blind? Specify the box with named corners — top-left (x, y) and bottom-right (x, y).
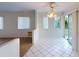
top-left (43, 17), bottom-right (48, 29)
top-left (0, 17), bottom-right (4, 30)
top-left (18, 17), bottom-right (30, 29)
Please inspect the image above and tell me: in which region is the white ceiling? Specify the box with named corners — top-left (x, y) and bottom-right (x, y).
top-left (0, 2), bottom-right (48, 11)
top-left (0, 2), bottom-right (79, 13)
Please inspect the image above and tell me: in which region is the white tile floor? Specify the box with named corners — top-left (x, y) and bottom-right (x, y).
top-left (24, 37), bottom-right (79, 57)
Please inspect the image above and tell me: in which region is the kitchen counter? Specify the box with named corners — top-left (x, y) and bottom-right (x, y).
top-left (0, 38), bottom-right (19, 57)
top-left (0, 39), bottom-right (13, 47)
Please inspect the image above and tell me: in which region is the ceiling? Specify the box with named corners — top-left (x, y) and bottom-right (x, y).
top-left (0, 2), bottom-right (78, 13)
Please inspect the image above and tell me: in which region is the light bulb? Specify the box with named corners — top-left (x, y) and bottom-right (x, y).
top-left (48, 11), bottom-right (57, 18)
top-left (48, 2), bottom-right (57, 18)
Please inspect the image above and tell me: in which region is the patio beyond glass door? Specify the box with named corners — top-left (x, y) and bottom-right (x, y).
top-left (65, 14), bottom-right (72, 45)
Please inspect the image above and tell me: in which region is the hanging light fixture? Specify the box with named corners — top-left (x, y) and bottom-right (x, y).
top-left (48, 2), bottom-right (57, 18)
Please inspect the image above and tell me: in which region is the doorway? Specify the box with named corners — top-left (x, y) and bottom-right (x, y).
top-left (65, 14), bottom-right (72, 45)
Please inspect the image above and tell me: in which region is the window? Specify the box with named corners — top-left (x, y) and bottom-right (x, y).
top-left (54, 16), bottom-right (61, 29)
top-left (18, 17), bottom-right (30, 29)
top-left (0, 17), bottom-right (4, 30)
top-left (43, 17), bottom-right (48, 29)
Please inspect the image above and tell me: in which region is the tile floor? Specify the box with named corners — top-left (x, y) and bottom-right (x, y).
top-left (24, 37), bottom-right (79, 57)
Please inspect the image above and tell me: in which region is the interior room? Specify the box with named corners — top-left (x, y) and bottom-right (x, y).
top-left (0, 2), bottom-right (79, 57)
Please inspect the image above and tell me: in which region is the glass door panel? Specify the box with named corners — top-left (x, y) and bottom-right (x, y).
top-left (68, 15), bottom-right (72, 44)
top-left (65, 14), bottom-right (72, 45)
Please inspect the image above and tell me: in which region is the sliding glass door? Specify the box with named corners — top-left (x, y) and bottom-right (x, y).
top-left (65, 14), bottom-right (72, 45)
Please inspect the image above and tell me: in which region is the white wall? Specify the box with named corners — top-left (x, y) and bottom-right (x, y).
top-left (33, 11), bottom-right (39, 44)
top-left (78, 10), bottom-right (79, 53)
top-left (71, 10), bottom-right (78, 52)
top-left (0, 11), bottom-right (35, 37)
top-left (0, 38), bottom-right (19, 57)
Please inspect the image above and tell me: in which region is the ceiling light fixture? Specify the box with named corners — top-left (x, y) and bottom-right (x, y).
top-left (48, 2), bottom-right (57, 18)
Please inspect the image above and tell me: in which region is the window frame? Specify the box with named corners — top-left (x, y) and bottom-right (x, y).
top-left (0, 16), bottom-right (4, 30)
top-left (42, 16), bottom-right (48, 29)
top-left (17, 16), bottom-right (30, 29)
top-left (54, 16), bottom-right (61, 29)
